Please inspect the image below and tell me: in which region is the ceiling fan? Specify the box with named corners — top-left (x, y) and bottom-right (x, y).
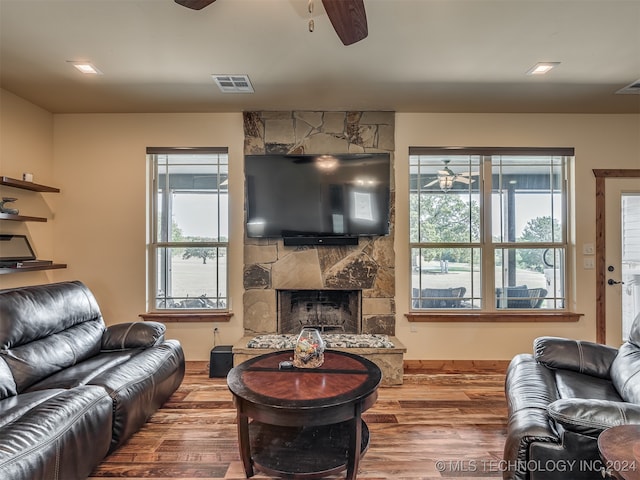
top-left (174, 0), bottom-right (368, 46)
top-left (424, 160), bottom-right (479, 192)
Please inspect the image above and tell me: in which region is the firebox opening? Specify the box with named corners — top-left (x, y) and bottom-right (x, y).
top-left (277, 289), bottom-right (361, 334)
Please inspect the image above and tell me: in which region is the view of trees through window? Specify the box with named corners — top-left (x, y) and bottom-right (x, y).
top-left (410, 149), bottom-right (570, 310)
top-left (169, 219), bottom-right (225, 264)
top-left (148, 149), bottom-right (229, 310)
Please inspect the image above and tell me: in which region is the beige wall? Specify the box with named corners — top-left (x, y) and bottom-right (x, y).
top-left (2, 89), bottom-right (639, 360)
top-left (49, 113), bottom-right (246, 360)
top-left (0, 90), bottom-right (56, 290)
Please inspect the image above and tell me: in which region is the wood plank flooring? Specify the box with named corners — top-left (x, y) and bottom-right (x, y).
top-left (89, 361), bottom-right (508, 480)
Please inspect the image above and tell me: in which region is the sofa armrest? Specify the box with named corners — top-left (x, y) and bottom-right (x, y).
top-left (503, 354), bottom-right (563, 473)
top-left (534, 337), bottom-right (618, 379)
top-left (101, 322), bottom-right (166, 352)
top-left (548, 398), bottom-right (640, 436)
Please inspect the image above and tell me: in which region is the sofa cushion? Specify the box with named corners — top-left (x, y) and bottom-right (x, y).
top-left (0, 386), bottom-right (112, 480)
top-left (611, 342), bottom-right (640, 403)
top-left (88, 339), bottom-right (185, 451)
top-left (0, 281), bottom-right (106, 391)
top-left (548, 398), bottom-right (640, 436)
top-left (23, 350), bottom-right (137, 392)
top-left (1, 320), bottom-right (105, 393)
top-left (534, 336), bottom-right (618, 379)
top-left (554, 370), bottom-right (622, 401)
top-left (0, 280), bottom-right (104, 346)
top-left (0, 390), bottom-right (65, 427)
top-left (102, 321), bottom-right (166, 351)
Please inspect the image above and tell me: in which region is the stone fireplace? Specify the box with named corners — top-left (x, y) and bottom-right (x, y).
top-left (234, 110), bottom-right (406, 385)
top-left (278, 289), bottom-right (361, 334)
top-left (241, 110), bottom-right (396, 335)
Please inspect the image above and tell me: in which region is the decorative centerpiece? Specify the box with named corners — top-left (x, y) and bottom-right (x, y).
top-left (293, 328), bottom-right (325, 368)
top-left (0, 197), bottom-right (19, 215)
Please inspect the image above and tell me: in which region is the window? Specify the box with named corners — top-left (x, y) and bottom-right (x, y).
top-left (409, 148), bottom-right (571, 311)
top-left (147, 148), bottom-right (228, 310)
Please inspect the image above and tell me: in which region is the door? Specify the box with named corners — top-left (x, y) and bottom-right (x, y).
top-left (605, 178), bottom-right (640, 346)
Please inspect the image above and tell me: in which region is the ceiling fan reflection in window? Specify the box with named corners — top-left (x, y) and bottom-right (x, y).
top-left (174, 0), bottom-right (368, 46)
top-left (424, 160), bottom-right (479, 192)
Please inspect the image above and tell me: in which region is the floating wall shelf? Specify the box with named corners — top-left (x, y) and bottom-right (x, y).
top-left (0, 175), bottom-right (65, 274)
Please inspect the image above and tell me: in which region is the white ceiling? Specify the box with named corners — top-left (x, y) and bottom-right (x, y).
top-left (1, 0), bottom-right (639, 114)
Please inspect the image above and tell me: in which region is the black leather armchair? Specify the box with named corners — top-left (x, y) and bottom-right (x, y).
top-left (503, 314), bottom-right (640, 480)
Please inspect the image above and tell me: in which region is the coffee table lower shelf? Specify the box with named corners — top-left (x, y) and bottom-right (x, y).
top-left (249, 419), bottom-right (370, 478)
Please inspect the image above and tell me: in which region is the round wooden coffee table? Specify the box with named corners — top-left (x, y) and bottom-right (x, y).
top-left (227, 350), bottom-right (382, 480)
top-left (598, 425), bottom-right (640, 479)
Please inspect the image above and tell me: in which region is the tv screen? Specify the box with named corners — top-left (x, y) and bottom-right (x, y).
top-left (245, 153), bottom-right (390, 242)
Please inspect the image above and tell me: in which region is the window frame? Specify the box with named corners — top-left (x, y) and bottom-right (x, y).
top-left (408, 147), bottom-right (577, 321)
top-left (146, 147), bottom-right (229, 315)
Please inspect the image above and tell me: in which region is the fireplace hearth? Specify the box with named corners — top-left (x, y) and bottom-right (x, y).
top-left (278, 289), bottom-right (361, 334)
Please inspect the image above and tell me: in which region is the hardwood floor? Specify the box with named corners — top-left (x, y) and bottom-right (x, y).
top-left (89, 361), bottom-right (508, 480)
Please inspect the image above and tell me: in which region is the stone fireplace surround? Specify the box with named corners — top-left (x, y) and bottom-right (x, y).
top-left (232, 110), bottom-right (405, 385)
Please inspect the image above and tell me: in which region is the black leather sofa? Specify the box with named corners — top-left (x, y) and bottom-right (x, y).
top-left (0, 280), bottom-right (185, 479)
top-left (503, 315), bottom-right (640, 480)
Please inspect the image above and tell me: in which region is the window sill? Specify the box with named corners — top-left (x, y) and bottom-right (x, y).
top-left (139, 311), bottom-right (234, 323)
top-left (405, 311), bottom-right (583, 322)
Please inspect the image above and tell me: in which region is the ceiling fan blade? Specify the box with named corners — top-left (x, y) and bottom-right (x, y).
top-left (322, 0), bottom-right (368, 46)
top-left (174, 0), bottom-right (216, 10)
top-left (424, 179), bottom-right (439, 187)
top-left (458, 171), bottom-right (480, 177)
top-left (454, 176), bottom-right (471, 184)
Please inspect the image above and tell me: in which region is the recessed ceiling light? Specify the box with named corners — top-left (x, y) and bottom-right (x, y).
top-left (526, 62), bottom-right (560, 75)
top-left (68, 61), bottom-right (103, 75)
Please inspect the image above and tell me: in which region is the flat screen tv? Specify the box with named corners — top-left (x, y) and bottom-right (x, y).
top-left (245, 153), bottom-right (391, 245)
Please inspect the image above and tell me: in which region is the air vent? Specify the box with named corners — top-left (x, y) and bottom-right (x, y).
top-left (616, 79), bottom-right (640, 95)
top-left (212, 74), bottom-right (254, 93)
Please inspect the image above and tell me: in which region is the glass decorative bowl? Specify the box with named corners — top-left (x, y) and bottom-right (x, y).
top-left (293, 328), bottom-right (325, 368)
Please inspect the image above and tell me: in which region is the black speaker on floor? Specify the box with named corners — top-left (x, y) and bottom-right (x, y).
top-left (209, 345), bottom-right (233, 378)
